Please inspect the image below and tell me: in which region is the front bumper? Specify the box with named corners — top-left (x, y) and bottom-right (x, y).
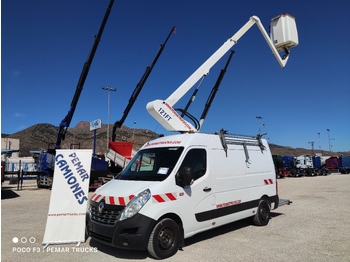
top-left (86, 202), bottom-right (156, 250)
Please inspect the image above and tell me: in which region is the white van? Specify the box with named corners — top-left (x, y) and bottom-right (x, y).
top-left (86, 131), bottom-right (279, 259)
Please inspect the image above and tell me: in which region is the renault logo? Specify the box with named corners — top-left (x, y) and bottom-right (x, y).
top-left (98, 201), bottom-right (105, 214)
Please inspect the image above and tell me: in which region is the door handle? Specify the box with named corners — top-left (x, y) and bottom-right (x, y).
top-left (203, 187), bottom-right (211, 192)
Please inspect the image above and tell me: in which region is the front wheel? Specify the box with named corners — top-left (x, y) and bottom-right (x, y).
top-left (147, 218), bottom-right (180, 259)
top-left (253, 200), bottom-right (271, 226)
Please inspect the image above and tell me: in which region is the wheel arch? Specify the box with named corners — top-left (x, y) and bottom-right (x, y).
top-left (261, 194), bottom-right (271, 206)
top-left (157, 212), bottom-right (185, 248)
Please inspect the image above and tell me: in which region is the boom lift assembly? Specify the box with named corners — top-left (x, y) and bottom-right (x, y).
top-left (54, 0), bottom-right (114, 151)
top-left (37, 0), bottom-right (115, 187)
top-left (146, 14), bottom-right (298, 132)
top-left (111, 26), bottom-right (176, 142)
top-left (179, 50), bottom-right (235, 131)
top-left (106, 27), bottom-right (175, 171)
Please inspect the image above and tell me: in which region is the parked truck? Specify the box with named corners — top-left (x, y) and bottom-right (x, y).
top-left (273, 155), bottom-right (292, 178)
top-left (295, 154), bottom-right (315, 176)
top-left (280, 155), bottom-right (302, 177)
top-left (86, 14), bottom-right (298, 259)
top-left (277, 155), bottom-right (328, 178)
top-left (325, 156), bottom-right (339, 172)
top-left (339, 156), bottom-right (350, 174)
top-left (35, 151), bottom-right (55, 187)
top-left (312, 155), bottom-right (329, 176)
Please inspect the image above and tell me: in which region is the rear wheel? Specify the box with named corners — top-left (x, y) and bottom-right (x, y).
top-left (147, 218), bottom-right (180, 259)
top-left (253, 200), bottom-right (271, 226)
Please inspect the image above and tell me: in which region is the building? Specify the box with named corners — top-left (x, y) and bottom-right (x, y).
top-left (1, 137), bottom-right (20, 160)
top-left (1, 137), bottom-right (36, 172)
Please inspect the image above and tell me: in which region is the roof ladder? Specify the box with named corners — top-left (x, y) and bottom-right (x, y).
top-left (218, 129), bottom-right (266, 153)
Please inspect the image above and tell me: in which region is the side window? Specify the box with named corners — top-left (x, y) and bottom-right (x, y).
top-left (180, 149), bottom-right (207, 180)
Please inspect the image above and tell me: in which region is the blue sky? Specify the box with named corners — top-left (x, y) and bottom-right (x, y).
top-left (2, 0), bottom-right (350, 152)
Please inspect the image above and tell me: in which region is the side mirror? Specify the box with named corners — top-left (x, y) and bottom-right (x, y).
top-left (177, 167), bottom-right (194, 187)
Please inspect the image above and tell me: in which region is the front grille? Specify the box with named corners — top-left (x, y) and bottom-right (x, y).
top-left (90, 204), bottom-right (123, 226)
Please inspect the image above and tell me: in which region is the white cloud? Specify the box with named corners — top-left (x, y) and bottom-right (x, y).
top-left (14, 112), bottom-right (26, 118)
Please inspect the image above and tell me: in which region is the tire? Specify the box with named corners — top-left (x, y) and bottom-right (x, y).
top-left (147, 218), bottom-right (180, 259)
top-left (253, 200), bottom-right (271, 226)
top-left (37, 177), bottom-right (42, 188)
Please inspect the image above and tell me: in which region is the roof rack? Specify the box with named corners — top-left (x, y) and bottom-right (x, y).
top-left (216, 129), bottom-right (266, 161)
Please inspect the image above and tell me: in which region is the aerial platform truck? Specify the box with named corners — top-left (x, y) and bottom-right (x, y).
top-left (87, 14), bottom-right (298, 259)
top-left (37, 0), bottom-right (115, 188)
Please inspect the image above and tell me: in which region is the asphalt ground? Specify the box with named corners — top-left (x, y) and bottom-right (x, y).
top-left (1, 173), bottom-right (350, 262)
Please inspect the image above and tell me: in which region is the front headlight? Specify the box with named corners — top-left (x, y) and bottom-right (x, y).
top-left (119, 189), bottom-right (151, 221)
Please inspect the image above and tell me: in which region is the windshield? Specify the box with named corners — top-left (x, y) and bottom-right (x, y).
top-left (116, 147), bottom-right (184, 181)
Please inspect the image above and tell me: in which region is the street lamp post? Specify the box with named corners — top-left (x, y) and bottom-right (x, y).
top-left (326, 129), bottom-right (335, 154)
top-left (102, 86), bottom-right (116, 150)
top-left (327, 129), bottom-right (331, 154)
top-left (308, 141), bottom-right (315, 154)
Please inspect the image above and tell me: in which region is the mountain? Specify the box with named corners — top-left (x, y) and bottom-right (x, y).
top-left (2, 122), bottom-right (159, 157)
top-left (2, 122), bottom-right (349, 157)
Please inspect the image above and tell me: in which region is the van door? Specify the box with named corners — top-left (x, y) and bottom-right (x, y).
top-left (175, 148), bottom-right (215, 236)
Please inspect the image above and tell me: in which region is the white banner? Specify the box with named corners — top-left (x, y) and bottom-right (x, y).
top-left (42, 149), bottom-right (93, 246)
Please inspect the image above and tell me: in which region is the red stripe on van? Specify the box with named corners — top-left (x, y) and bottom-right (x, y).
top-left (109, 196), bottom-right (115, 205)
top-left (166, 193), bottom-right (177, 201)
top-left (118, 197), bottom-right (125, 206)
top-left (153, 195), bottom-right (165, 203)
top-left (264, 179), bottom-right (274, 185)
top-left (91, 194), bottom-right (103, 202)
